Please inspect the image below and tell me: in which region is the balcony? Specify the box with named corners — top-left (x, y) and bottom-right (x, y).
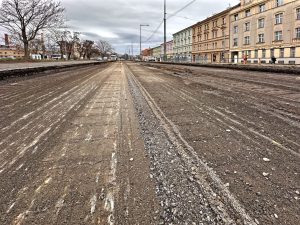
top-left (292, 37), bottom-right (300, 43)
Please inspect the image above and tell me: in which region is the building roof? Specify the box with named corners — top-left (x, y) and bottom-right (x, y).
top-left (193, 3), bottom-right (240, 26)
top-left (173, 24), bottom-right (195, 36)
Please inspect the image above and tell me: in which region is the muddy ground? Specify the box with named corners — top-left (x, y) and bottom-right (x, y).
top-left (0, 62), bottom-right (299, 225)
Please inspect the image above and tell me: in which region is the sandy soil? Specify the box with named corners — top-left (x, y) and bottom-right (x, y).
top-left (0, 62), bottom-right (159, 225)
top-left (126, 62), bottom-right (300, 225)
top-left (0, 61), bottom-right (299, 224)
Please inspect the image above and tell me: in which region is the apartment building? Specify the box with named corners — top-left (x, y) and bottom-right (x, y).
top-left (160, 40), bottom-right (173, 61)
top-left (192, 4), bottom-right (240, 63)
top-left (0, 34), bottom-right (24, 59)
top-left (230, 0), bottom-right (300, 64)
top-left (0, 46), bottom-right (25, 59)
top-left (142, 48), bottom-right (151, 61)
top-left (173, 26), bottom-right (193, 62)
top-left (152, 45), bottom-right (161, 61)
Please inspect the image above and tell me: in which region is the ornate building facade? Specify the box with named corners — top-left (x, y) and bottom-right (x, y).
top-left (192, 5), bottom-right (240, 63)
top-left (230, 0), bottom-right (300, 64)
top-left (173, 26), bottom-right (193, 62)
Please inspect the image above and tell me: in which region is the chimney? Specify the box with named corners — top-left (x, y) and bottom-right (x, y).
top-left (41, 33), bottom-right (44, 43)
top-left (4, 34), bottom-right (9, 47)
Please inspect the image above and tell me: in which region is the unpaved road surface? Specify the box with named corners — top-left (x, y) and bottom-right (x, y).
top-left (0, 62), bottom-right (299, 225)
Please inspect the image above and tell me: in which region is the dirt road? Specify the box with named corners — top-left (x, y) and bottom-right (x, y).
top-left (0, 62), bottom-right (299, 224)
top-left (0, 63), bottom-right (159, 225)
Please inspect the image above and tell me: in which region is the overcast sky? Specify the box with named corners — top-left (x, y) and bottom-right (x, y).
top-left (1, 0), bottom-right (240, 54)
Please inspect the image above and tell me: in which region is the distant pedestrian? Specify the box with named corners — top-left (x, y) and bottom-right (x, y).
top-left (271, 56), bottom-right (277, 64)
top-left (243, 55), bottom-right (248, 64)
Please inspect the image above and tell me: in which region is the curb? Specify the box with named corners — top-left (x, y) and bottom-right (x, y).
top-left (143, 62), bottom-right (300, 75)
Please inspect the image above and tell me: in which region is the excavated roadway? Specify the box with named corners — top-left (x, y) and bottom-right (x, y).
top-left (0, 62), bottom-right (299, 225)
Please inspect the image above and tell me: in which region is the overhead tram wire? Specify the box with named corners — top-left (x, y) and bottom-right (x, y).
top-left (145, 0), bottom-right (197, 43)
top-left (167, 0), bottom-right (197, 20)
top-left (167, 14), bottom-right (199, 22)
top-left (145, 19), bottom-right (164, 43)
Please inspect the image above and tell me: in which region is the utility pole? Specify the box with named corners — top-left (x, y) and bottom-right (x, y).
top-left (131, 41), bottom-right (134, 60)
top-left (164, 0), bottom-right (167, 61)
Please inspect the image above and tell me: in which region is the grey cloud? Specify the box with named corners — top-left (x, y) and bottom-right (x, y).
top-left (0, 0), bottom-right (240, 53)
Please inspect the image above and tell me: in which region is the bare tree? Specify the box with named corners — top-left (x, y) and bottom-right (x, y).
top-left (77, 41), bottom-right (86, 60)
top-left (96, 40), bottom-right (114, 58)
top-left (83, 40), bottom-right (94, 60)
top-left (0, 0), bottom-right (64, 59)
top-left (66, 32), bottom-right (80, 60)
top-left (48, 29), bottom-right (80, 60)
top-left (48, 29), bottom-right (67, 59)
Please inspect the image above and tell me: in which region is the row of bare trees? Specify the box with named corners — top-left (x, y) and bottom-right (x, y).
top-left (0, 0), bottom-right (114, 60)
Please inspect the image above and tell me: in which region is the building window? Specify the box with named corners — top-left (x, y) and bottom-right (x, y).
top-left (275, 13), bottom-right (283, 24)
top-left (258, 34), bottom-right (265, 43)
top-left (244, 36), bottom-right (250, 45)
top-left (255, 50), bottom-right (258, 58)
top-left (279, 48), bottom-right (284, 58)
top-left (258, 18), bottom-right (265, 28)
top-left (233, 38), bottom-right (238, 46)
top-left (259, 4), bottom-right (266, 12)
top-left (245, 9), bottom-right (251, 17)
top-left (262, 49), bottom-right (266, 58)
top-left (245, 22), bottom-right (250, 31)
top-left (234, 26), bottom-right (238, 33)
top-left (290, 47), bottom-right (295, 57)
top-left (222, 17), bottom-right (226, 25)
top-left (296, 27), bottom-right (300, 38)
top-left (297, 8), bottom-right (300, 20)
top-left (213, 31), bottom-right (217, 38)
top-left (270, 48), bottom-right (274, 56)
top-left (234, 14), bottom-right (239, 21)
top-left (275, 31), bottom-right (283, 41)
top-left (247, 50), bottom-right (251, 57)
top-left (276, 0), bottom-right (283, 7)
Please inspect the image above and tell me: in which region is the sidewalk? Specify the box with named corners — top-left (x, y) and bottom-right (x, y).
top-left (0, 60), bottom-right (98, 71)
top-left (0, 60), bottom-right (107, 80)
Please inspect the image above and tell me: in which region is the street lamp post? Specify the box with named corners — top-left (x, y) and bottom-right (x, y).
top-left (164, 0), bottom-right (167, 62)
top-left (140, 24), bottom-right (149, 59)
top-left (222, 29), bottom-right (226, 63)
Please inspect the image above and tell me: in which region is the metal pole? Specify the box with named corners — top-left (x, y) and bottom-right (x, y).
top-left (140, 25), bottom-right (142, 59)
top-left (223, 30), bottom-right (226, 63)
top-left (164, 0), bottom-right (167, 61)
top-left (131, 41), bottom-right (134, 60)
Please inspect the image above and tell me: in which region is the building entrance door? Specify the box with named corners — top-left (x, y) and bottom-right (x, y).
top-left (232, 52), bottom-right (238, 64)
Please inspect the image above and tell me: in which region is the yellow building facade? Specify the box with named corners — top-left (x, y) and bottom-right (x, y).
top-left (192, 5), bottom-right (240, 63)
top-left (0, 46), bottom-right (24, 59)
top-left (152, 46), bottom-right (162, 62)
top-left (230, 0), bottom-right (300, 64)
